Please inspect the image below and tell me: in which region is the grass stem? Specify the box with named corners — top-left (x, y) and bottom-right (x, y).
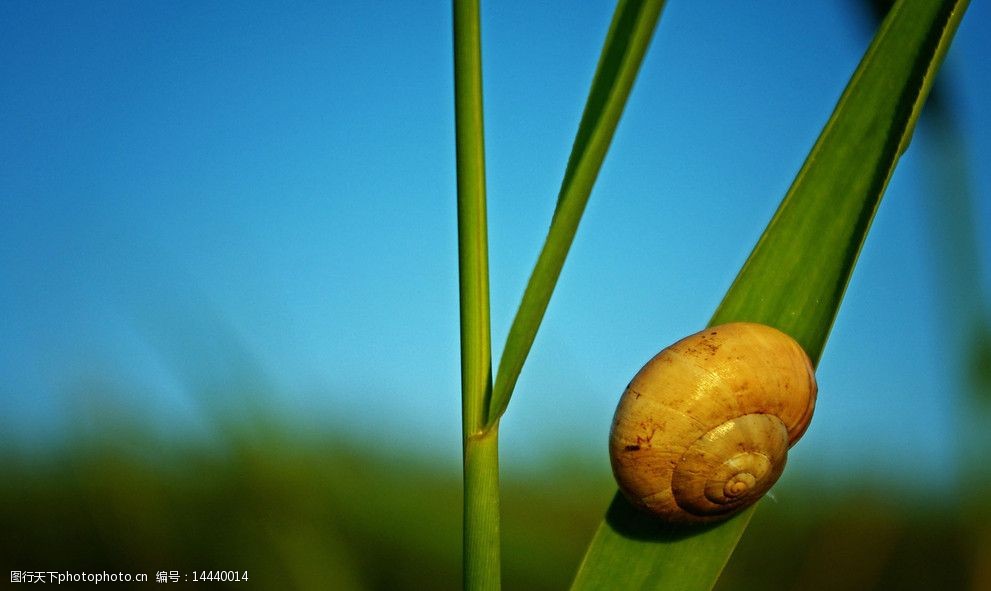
top-left (453, 0), bottom-right (500, 587)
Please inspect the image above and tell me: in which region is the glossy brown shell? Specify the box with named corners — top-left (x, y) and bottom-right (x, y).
top-left (609, 322), bottom-right (817, 523)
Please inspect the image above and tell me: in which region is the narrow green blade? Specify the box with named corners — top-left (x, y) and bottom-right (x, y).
top-left (571, 1), bottom-right (968, 589)
top-left (452, 0), bottom-right (500, 588)
top-left (486, 0), bottom-right (667, 427)
top-left (453, 0), bottom-right (492, 436)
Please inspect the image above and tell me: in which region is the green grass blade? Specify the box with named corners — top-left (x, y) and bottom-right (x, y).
top-left (710, 0), bottom-right (968, 359)
top-left (454, 0), bottom-right (493, 438)
top-left (486, 0), bottom-right (667, 427)
top-left (571, 1), bottom-right (968, 589)
top-left (453, 0), bottom-right (500, 588)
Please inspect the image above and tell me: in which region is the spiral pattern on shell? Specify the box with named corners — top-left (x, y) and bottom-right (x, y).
top-left (609, 322), bottom-right (817, 523)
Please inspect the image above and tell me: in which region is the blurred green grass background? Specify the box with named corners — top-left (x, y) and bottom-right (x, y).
top-left (1, 384), bottom-right (985, 590)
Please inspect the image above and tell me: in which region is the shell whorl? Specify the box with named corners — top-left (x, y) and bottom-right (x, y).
top-left (609, 322), bottom-right (817, 523)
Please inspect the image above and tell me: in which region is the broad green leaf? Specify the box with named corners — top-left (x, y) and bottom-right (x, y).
top-left (571, 1), bottom-right (968, 589)
top-left (486, 0), bottom-right (667, 427)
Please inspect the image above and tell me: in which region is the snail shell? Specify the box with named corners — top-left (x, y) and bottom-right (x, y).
top-left (609, 322), bottom-right (816, 523)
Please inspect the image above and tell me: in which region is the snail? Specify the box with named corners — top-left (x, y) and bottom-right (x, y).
top-left (609, 322), bottom-right (817, 524)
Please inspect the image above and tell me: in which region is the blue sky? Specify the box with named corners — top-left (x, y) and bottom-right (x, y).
top-left (2, 2), bottom-right (989, 491)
